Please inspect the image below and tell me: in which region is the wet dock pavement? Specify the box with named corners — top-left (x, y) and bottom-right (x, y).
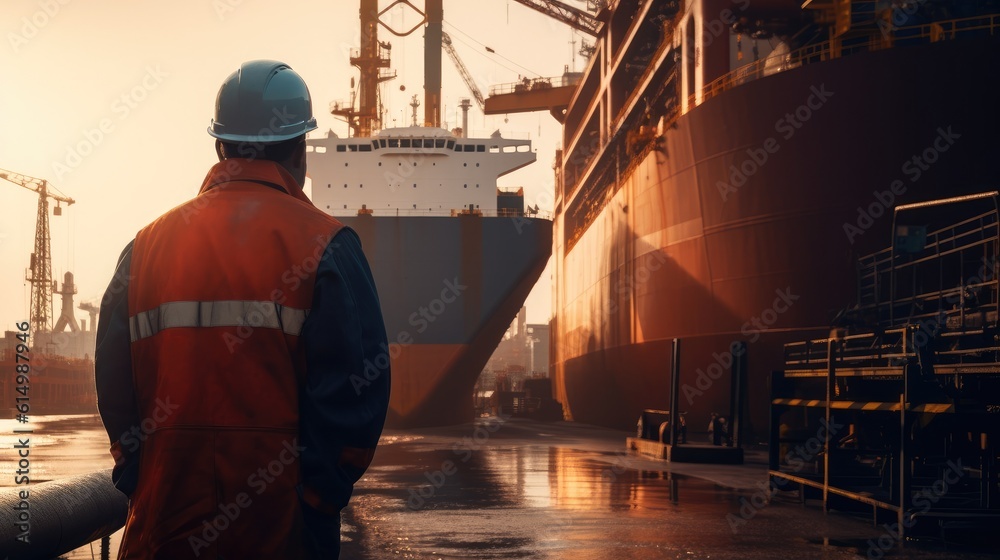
top-left (4, 415), bottom-right (999, 559)
top-left (342, 418), bottom-right (999, 559)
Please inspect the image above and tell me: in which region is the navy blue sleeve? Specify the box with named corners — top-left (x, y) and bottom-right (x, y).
top-left (298, 227), bottom-right (390, 513)
top-left (94, 240), bottom-right (141, 497)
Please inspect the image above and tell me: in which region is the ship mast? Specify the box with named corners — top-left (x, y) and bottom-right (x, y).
top-left (332, 0), bottom-right (396, 137)
top-left (332, 1), bottom-right (446, 135)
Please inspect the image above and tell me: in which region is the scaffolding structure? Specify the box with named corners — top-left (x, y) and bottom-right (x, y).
top-left (770, 192), bottom-right (1000, 537)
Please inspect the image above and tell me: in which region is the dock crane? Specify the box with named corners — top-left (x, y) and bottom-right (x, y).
top-left (0, 168), bottom-right (75, 334)
top-left (509, 0), bottom-right (603, 37)
top-left (482, 0), bottom-right (602, 120)
top-left (441, 31), bottom-right (486, 111)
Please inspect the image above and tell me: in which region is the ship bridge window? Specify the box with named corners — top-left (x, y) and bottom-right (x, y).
top-left (435, 139), bottom-right (446, 148)
top-left (446, 140), bottom-right (455, 149)
top-left (371, 141), bottom-right (379, 150)
top-left (476, 145), bottom-right (485, 152)
top-left (351, 144), bottom-right (362, 152)
top-left (489, 146), bottom-right (500, 153)
top-left (336, 145), bottom-right (347, 152)
top-left (401, 139), bottom-right (411, 148)
top-left (379, 139), bottom-right (387, 148)
top-left (389, 139), bottom-right (399, 148)
top-left (306, 146), bottom-right (314, 152)
top-left (518, 144), bottom-right (529, 152)
top-left (360, 144), bottom-right (372, 152)
top-left (504, 146), bottom-right (517, 153)
top-left (453, 144), bottom-right (461, 152)
top-left (421, 139), bottom-right (433, 148)
top-left (315, 146), bottom-right (327, 153)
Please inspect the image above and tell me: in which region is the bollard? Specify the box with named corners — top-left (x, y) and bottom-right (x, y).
top-left (0, 469), bottom-right (127, 559)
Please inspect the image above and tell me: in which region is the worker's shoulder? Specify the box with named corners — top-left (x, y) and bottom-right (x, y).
top-left (279, 194), bottom-right (346, 233)
top-left (140, 186), bottom-right (344, 234)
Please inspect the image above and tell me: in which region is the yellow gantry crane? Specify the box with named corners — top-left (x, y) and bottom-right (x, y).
top-left (0, 168), bottom-right (75, 334)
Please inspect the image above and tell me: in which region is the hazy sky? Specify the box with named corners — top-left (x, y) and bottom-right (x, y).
top-left (0, 0), bottom-right (584, 329)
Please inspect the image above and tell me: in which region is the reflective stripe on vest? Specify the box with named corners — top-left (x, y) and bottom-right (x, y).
top-left (129, 300), bottom-right (309, 342)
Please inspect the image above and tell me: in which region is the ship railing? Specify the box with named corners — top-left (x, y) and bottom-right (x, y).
top-left (329, 99), bottom-right (353, 111)
top-left (345, 208), bottom-right (552, 220)
top-left (698, 13), bottom-right (1000, 108)
top-left (563, 14), bottom-right (1000, 204)
top-left (488, 74), bottom-right (584, 96)
top-left (850, 195), bottom-right (999, 333)
top-left (459, 129), bottom-right (534, 140)
top-left (614, 19), bottom-right (679, 126)
top-left (0, 345), bottom-right (93, 364)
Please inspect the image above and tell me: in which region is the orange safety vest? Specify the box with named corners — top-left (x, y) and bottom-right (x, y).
top-left (119, 159), bottom-right (343, 559)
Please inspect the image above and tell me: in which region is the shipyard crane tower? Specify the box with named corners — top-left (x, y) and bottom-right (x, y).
top-left (0, 168), bottom-right (75, 334)
top-left (79, 301), bottom-right (99, 332)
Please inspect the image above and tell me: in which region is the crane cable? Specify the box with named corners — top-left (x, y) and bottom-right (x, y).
top-left (442, 20), bottom-right (542, 78)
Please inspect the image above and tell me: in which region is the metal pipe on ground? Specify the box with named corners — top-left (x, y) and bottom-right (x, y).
top-left (0, 469), bottom-right (127, 559)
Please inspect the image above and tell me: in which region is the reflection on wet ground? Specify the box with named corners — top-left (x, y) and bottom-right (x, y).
top-left (3, 416), bottom-right (998, 559)
top-left (345, 420), bottom-right (999, 559)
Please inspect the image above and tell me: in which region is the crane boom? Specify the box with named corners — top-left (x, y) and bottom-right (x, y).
top-left (0, 169), bottom-right (75, 204)
top-left (0, 168), bottom-right (75, 334)
top-left (510, 0), bottom-right (602, 37)
top-left (442, 31), bottom-right (486, 110)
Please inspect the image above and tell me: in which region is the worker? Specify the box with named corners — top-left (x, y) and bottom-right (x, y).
top-left (95, 60), bottom-right (390, 559)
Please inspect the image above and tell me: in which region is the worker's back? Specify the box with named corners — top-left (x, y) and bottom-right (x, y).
top-left (119, 159), bottom-right (343, 558)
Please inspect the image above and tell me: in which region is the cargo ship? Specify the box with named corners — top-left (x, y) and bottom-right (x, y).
top-left (543, 0), bottom-right (1000, 434)
top-left (0, 273), bottom-right (99, 417)
top-left (0, 347), bottom-right (97, 416)
top-left (306, 0), bottom-right (551, 427)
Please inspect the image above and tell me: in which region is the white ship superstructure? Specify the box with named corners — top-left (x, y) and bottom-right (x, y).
top-left (307, 127), bottom-right (534, 216)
